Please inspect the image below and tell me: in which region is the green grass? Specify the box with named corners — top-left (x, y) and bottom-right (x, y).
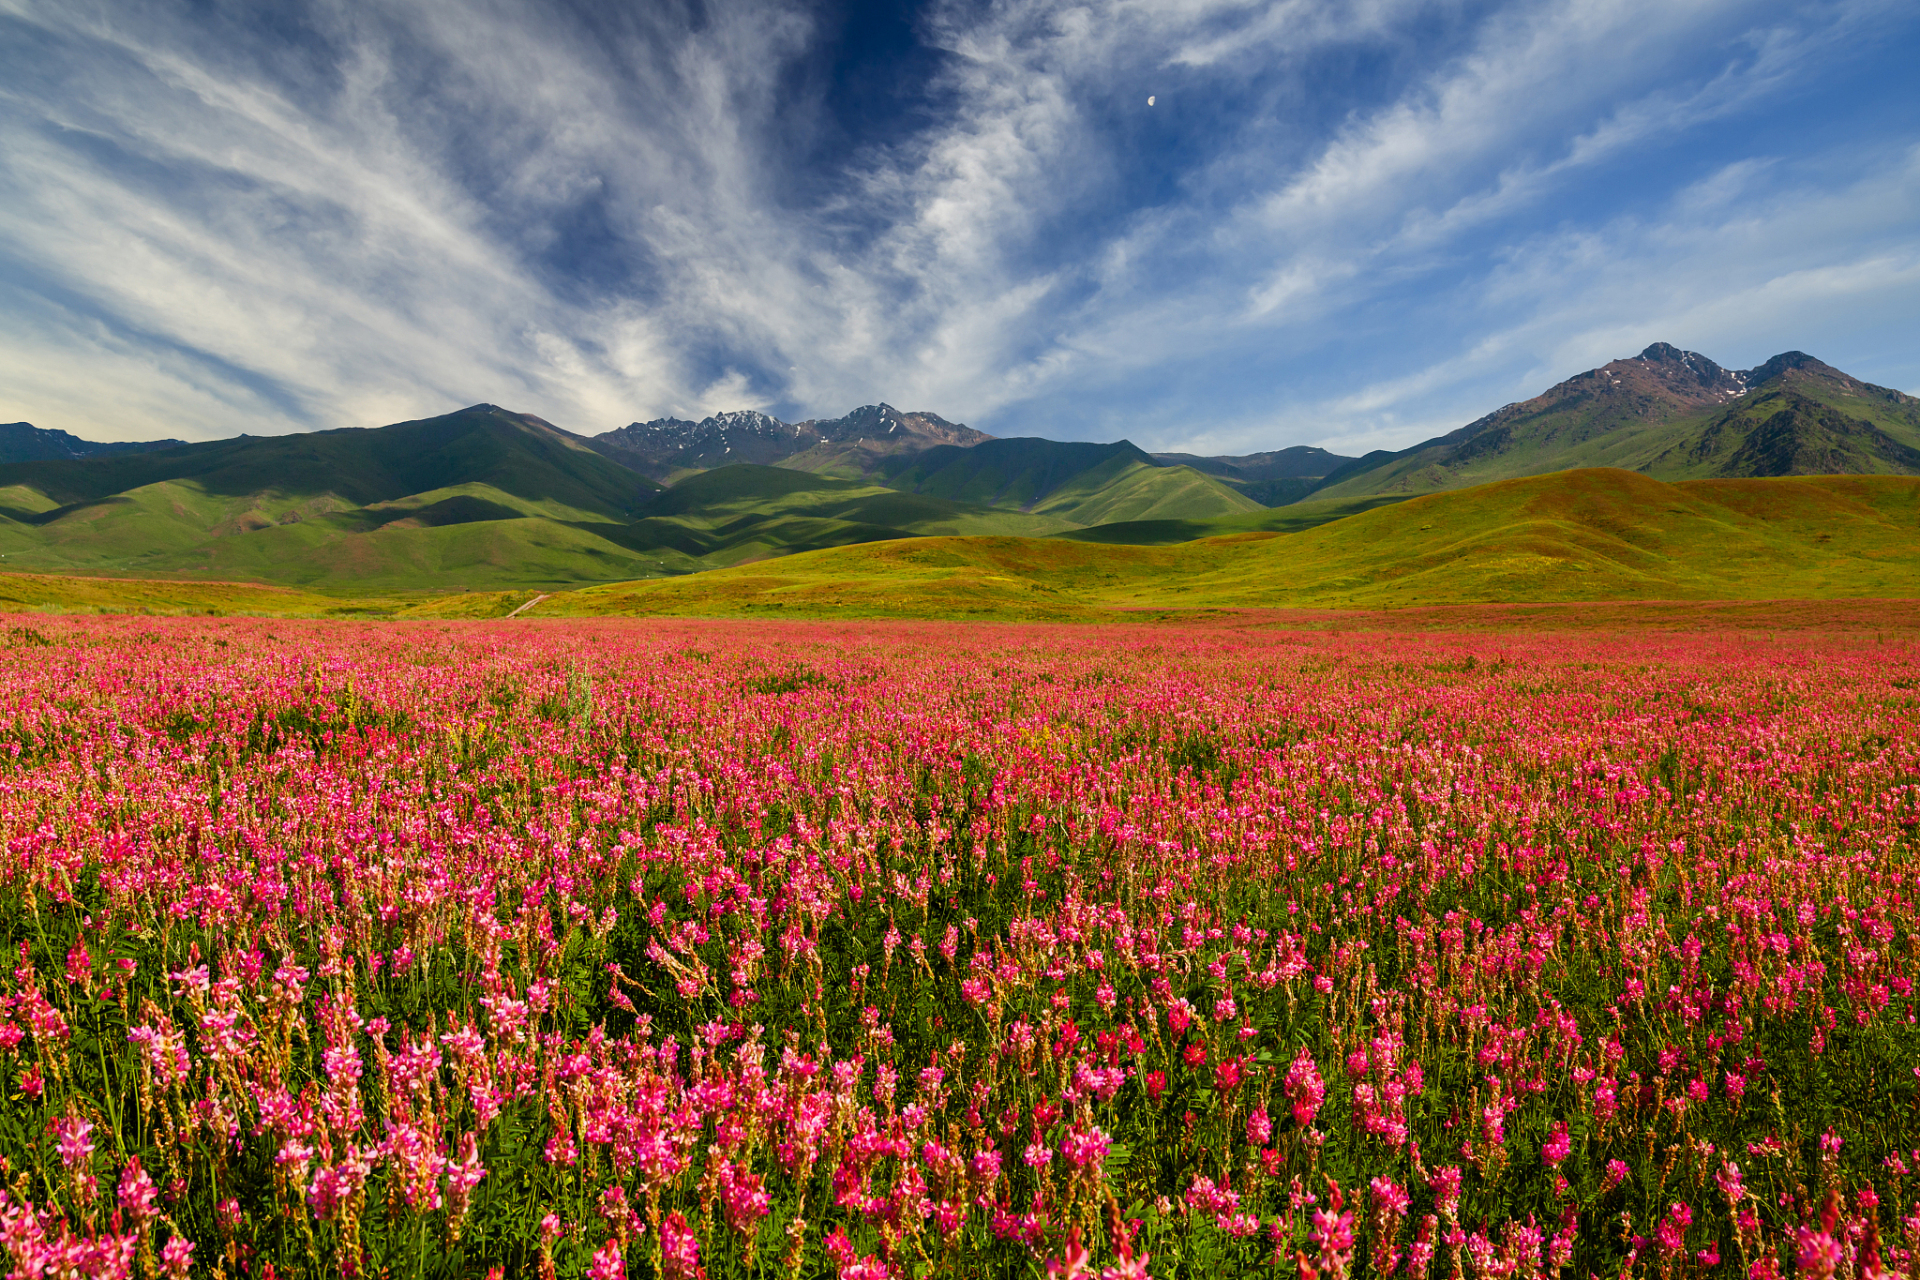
top-left (8, 466), bottom-right (1917, 623)
top-left (1155, 468), bottom-right (1920, 607)
top-left (878, 438), bottom-right (1261, 523)
top-left (531, 469), bottom-right (1920, 618)
top-left (637, 463), bottom-right (1073, 546)
top-left (0, 406), bottom-right (669, 591)
top-left (0, 426), bottom-right (1116, 592)
top-left (1051, 493), bottom-right (1414, 544)
top-left (0, 570), bottom-right (389, 616)
top-left (0, 405), bottom-right (656, 514)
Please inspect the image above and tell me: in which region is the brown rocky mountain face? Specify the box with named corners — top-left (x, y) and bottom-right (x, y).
top-left (778, 405), bottom-right (993, 476)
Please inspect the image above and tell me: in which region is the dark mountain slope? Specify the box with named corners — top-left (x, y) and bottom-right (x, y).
top-left (605, 463), bottom-right (1071, 569)
top-left (876, 438), bottom-right (1262, 524)
top-left (1153, 444), bottom-right (1356, 506)
top-left (0, 422), bottom-right (188, 464)
top-left (1653, 390), bottom-right (1920, 478)
top-left (0, 404), bottom-right (656, 518)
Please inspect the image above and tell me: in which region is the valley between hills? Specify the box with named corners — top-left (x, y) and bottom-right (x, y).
top-left (1, 342), bottom-right (1918, 620)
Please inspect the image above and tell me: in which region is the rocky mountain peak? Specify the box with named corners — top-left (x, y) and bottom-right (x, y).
top-left (590, 402), bottom-right (991, 480)
top-left (1626, 343), bottom-right (1746, 397)
top-left (705, 410), bottom-right (791, 434)
top-left (1739, 351), bottom-right (1847, 388)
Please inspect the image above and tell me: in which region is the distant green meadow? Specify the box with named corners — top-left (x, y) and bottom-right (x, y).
top-left (2, 469), bottom-right (1918, 622)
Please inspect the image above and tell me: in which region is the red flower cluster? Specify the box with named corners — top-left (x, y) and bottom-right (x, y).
top-left (0, 615), bottom-right (1912, 1278)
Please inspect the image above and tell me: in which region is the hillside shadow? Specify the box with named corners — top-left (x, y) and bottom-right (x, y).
top-left (0, 407), bottom-right (659, 519)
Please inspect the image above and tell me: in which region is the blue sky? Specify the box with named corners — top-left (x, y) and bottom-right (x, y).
top-left (1, 0), bottom-right (1916, 457)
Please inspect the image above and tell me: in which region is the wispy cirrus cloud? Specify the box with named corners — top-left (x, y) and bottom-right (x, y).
top-left (0, 0), bottom-right (1913, 450)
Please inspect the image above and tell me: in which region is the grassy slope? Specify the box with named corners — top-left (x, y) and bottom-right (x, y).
top-left (0, 406), bottom-right (655, 515)
top-left (0, 442), bottom-right (1086, 591)
top-left (1029, 458), bottom-right (1265, 523)
top-left (8, 470), bottom-right (1916, 622)
top-left (0, 571), bottom-right (387, 617)
top-left (0, 420), bottom-right (1270, 592)
top-left (1156, 469), bottom-right (1920, 608)
top-left (879, 439), bottom-right (1262, 522)
top-left (1308, 403), bottom-right (1701, 500)
top-left (0, 407), bottom-right (668, 590)
top-left (0, 480), bottom-right (663, 591)
top-left (1313, 363), bottom-right (1920, 501)
top-left (534, 469), bottom-right (1920, 618)
top-left (644, 465), bottom-right (1072, 537)
top-left (1052, 494), bottom-right (1414, 545)
top-left (540, 536), bottom-right (1190, 620)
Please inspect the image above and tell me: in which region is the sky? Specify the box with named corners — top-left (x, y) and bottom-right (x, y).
top-left (1, 0), bottom-right (1916, 458)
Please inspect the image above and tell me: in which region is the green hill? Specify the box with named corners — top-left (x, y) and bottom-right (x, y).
top-left (534, 469), bottom-right (1920, 618)
top-left (1311, 346), bottom-right (1920, 500)
top-left (0, 417), bottom-right (1081, 593)
top-left (877, 438), bottom-right (1262, 523)
top-left (0, 404), bottom-right (667, 592)
top-left (1167, 468), bottom-right (1920, 607)
top-left (9, 380), bottom-right (1912, 607)
top-left (0, 404), bottom-right (655, 517)
top-left (1150, 445), bottom-right (1355, 506)
top-left (0, 570), bottom-right (386, 617)
top-left (1050, 494), bottom-right (1414, 545)
top-left (613, 464), bottom-right (1072, 570)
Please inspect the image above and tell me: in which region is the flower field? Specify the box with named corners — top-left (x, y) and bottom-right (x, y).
top-left (1, 615), bottom-right (1917, 1279)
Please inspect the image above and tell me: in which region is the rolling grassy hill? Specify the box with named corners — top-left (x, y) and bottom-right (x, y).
top-left (1050, 494), bottom-right (1414, 545)
top-left (0, 404), bottom-right (668, 591)
top-left (610, 464), bottom-right (1074, 571)
top-left (0, 412), bottom-right (1097, 593)
top-left (1151, 445), bottom-right (1355, 506)
top-left (8, 469), bottom-right (1916, 621)
top-left (0, 571), bottom-right (387, 617)
top-left (877, 438), bottom-right (1262, 524)
top-left (532, 469), bottom-right (1920, 618)
top-left (1165, 469), bottom-right (1920, 607)
top-left (7, 377), bottom-right (1915, 610)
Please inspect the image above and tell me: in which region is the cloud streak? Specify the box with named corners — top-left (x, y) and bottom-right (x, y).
top-left (0, 0), bottom-right (1913, 451)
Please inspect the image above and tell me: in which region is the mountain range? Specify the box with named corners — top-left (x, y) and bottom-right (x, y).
top-left (0, 341), bottom-right (1913, 598)
top-left (0, 421), bottom-right (187, 464)
top-left (1311, 344), bottom-right (1920, 498)
top-left (591, 404), bottom-right (990, 482)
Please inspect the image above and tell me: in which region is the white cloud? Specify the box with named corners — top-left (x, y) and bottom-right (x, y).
top-left (0, 0), bottom-right (1911, 454)
top-left (1192, 142), bottom-right (1920, 457)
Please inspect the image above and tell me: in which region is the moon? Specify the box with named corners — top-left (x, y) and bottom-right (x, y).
top-left (1147, 95), bottom-right (1155, 106)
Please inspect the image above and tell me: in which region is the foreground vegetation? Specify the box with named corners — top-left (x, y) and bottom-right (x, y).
top-left (0, 616), bottom-right (1916, 1278)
